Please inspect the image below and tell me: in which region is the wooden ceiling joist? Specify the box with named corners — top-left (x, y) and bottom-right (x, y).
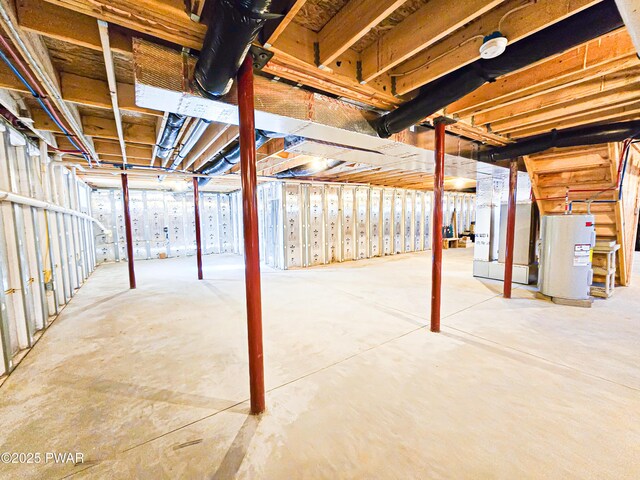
top-left (506, 101), bottom-right (640, 138)
top-left (32, 110), bottom-right (156, 144)
top-left (56, 136), bottom-right (152, 159)
top-left (92, 139), bottom-right (153, 159)
top-left (360, 0), bottom-right (502, 83)
top-left (17, 0), bottom-right (132, 54)
top-left (0, 65), bottom-right (160, 116)
top-left (490, 85), bottom-right (640, 133)
top-left (447, 29), bottom-right (638, 117)
top-left (39, 0), bottom-right (206, 49)
top-left (192, 126), bottom-right (240, 171)
top-left (317, 0), bottom-right (407, 68)
top-left (391, 0), bottom-right (602, 96)
top-left (474, 67), bottom-right (640, 127)
top-left (264, 0), bottom-right (308, 47)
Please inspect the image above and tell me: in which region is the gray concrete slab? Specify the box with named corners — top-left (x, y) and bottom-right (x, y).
top-left (0, 249), bottom-right (638, 479)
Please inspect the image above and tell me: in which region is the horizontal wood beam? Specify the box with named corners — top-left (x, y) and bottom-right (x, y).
top-left (0, 65), bottom-right (160, 116)
top-left (60, 72), bottom-right (161, 116)
top-left (40, 0), bottom-right (206, 49)
top-left (448, 29), bottom-right (637, 117)
top-left (317, 0), bottom-right (407, 68)
top-left (183, 122), bottom-right (232, 170)
top-left (268, 22), bottom-right (397, 109)
top-left (264, 0), bottom-right (308, 47)
top-left (490, 86), bottom-right (640, 133)
top-left (17, 0), bottom-right (132, 53)
top-left (360, 0), bottom-right (501, 83)
top-left (56, 136), bottom-right (152, 158)
top-left (33, 110), bottom-right (156, 144)
top-left (474, 67), bottom-right (640, 126)
top-left (261, 156), bottom-right (310, 176)
top-left (392, 0), bottom-right (601, 96)
top-left (95, 154), bottom-right (152, 166)
top-left (92, 139), bottom-right (153, 159)
top-left (505, 101), bottom-right (640, 138)
top-left (193, 126), bottom-right (239, 171)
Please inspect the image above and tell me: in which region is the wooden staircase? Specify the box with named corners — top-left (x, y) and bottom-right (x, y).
top-left (524, 142), bottom-right (640, 286)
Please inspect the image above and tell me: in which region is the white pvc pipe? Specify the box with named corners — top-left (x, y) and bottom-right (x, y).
top-left (615, 0), bottom-right (640, 56)
top-left (0, 190), bottom-right (107, 232)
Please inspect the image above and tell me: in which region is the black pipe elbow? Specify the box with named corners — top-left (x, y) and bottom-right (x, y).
top-left (194, 0), bottom-right (273, 97)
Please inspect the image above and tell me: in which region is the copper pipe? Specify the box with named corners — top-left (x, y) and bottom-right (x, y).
top-left (504, 159), bottom-right (518, 299)
top-left (193, 177), bottom-right (203, 280)
top-left (238, 55), bottom-right (265, 414)
top-left (121, 172), bottom-right (136, 289)
top-left (431, 121), bottom-right (445, 333)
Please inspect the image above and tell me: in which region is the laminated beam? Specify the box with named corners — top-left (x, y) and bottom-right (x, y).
top-left (392, 0), bottom-right (602, 96)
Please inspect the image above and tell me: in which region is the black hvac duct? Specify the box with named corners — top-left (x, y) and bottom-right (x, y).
top-left (478, 121), bottom-right (640, 163)
top-left (156, 113), bottom-right (187, 161)
top-left (194, 0), bottom-right (275, 97)
top-left (197, 130), bottom-right (272, 186)
top-left (374, 0), bottom-right (624, 138)
top-left (275, 159), bottom-right (345, 178)
top-left (168, 119), bottom-right (212, 171)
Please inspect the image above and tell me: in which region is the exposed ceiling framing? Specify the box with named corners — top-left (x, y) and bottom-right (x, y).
top-left (0, 0), bottom-right (636, 192)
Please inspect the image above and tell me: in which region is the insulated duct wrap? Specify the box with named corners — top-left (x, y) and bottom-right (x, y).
top-left (375, 0), bottom-right (624, 137)
top-left (134, 40), bottom-right (488, 179)
top-left (195, 0), bottom-right (274, 96)
top-left (156, 113), bottom-right (187, 161)
top-left (198, 130), bottom-right (271, 183)
top-left (479, 120), bottom-right (640, 162)
top-left (275, 159), bottom-right (344, 178)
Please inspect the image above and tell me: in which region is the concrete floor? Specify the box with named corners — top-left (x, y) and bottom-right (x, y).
top-left (0, 248), bottom-right (639, 479)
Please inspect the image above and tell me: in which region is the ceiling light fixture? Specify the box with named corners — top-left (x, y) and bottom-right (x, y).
top-left (479, 31), bottom-right (508, 59)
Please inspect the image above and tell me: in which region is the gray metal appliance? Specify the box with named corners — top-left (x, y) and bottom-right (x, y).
top-left (538, 214), bottom-right (596, 300)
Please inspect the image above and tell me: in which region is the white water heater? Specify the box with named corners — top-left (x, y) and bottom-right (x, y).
top-left (538, 214), bottom-right (596, 300)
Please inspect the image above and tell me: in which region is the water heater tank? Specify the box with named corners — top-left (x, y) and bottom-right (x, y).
top-left (538, 214), bottom-right (596, 300)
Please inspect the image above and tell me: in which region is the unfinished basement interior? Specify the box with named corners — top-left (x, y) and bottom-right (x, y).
top-left (0, 0), bottom-right (639, 478)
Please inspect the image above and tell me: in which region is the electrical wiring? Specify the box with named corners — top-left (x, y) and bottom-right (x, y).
top-left (0, 48), bottom-right (89, 162)
top-left (0, 37), bottom-right (94, 165)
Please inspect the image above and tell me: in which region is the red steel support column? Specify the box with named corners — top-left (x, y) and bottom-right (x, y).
top-left (238, 55), bottom-right (265, 415)
top-left (193, 177), bottom-right (204, 280)
top-left (121, 172), bottom-right (136, 289)
top-left (503, 159), bottom-right (518, 298)
top-left (431, 121), bottom-right (445, 333)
